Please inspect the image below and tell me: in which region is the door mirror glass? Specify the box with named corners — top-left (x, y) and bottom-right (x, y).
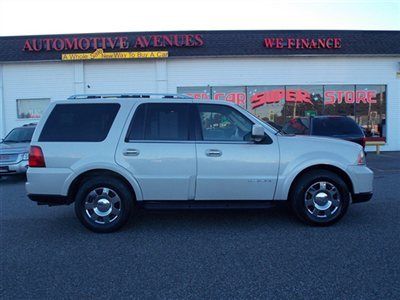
top-left (252, 124), bottom-right (265, 142)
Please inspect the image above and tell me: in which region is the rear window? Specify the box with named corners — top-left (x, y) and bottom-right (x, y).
top-left (126, 103), bottom-right (190, 141)
top-left (39, 103), bottom-right (120, 142)
top-left (4, 127), bottom-right (35, 143)
top-left (312, 117), bottom-right (362, 136)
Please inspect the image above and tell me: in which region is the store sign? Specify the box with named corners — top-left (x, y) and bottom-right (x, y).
top-left (186, 92), bottom-right (246, 106)
top-left (264, 37), bottom-right (341, 49)
top-left (251, 89), bottom-right (312, 108)
top-left (213, 92), bottom-right (246, 106)
top-left (324, 90), bottom-right (377, 104)
top-left (22, 34), bottom-right (204, 52)
top-left (61, 49), bottom-right (168, 61)
top-left (251, 89), bottom-right (377, 109)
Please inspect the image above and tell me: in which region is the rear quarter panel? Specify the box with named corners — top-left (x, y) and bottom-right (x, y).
top-left (27, 100), bottom-right (141, 197)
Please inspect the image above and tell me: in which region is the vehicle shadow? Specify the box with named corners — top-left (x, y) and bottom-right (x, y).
top-left (0, 174), bottom-right (27, 185)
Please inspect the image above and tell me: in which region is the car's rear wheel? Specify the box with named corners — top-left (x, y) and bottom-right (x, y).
top-left (290, 170), bottom-right (350, 226)
top-left (74, 176), bottom-right (133, 233)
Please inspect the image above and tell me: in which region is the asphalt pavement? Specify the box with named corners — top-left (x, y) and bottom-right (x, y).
top-left (1, 152), bottom-right (399, 299)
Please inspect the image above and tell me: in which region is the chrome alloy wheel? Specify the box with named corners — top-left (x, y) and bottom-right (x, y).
top-left (84, 187), bottom-right (121, 224)
top-left (304, 181), bottom-right (341, 220)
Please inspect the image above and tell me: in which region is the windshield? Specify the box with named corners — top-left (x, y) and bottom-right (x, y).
top-left (3, 127), bottom-right (35, 143)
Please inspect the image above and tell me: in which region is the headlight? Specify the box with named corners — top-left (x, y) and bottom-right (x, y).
top-left (22, 152), bottom-right (29, 160)
top-left (356, 150), bottom-right (366, 165)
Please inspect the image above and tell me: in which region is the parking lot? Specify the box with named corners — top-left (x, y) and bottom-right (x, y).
top-left (1, 152), bottom-right (400, 299)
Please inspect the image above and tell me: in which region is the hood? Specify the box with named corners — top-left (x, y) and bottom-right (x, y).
top-left (281, 134), bottom-right (361, 148)
top-left (277, 134), bottom-right (363, 166)
top-left (0, 142), bottom-right (30, 154)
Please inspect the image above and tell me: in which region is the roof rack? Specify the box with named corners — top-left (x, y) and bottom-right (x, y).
top-left (67, 93), bottom-right (193, 100)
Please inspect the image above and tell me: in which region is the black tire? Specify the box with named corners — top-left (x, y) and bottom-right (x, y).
top-left (74, 176), bottom-right (134, 233)
top-left (290, 170), bottom-right (350, 226)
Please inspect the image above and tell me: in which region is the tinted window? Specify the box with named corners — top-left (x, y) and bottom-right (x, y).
top-left (39, 104), bottom-right (120, 142)
top-left (127, 103), bottom-right (190, 141)
top-left (4, 127), bottom-right (35, 143)
top-left (197, 104), bottom-right (253, 141)
top-left (312, 117), bottom-right (363, 136)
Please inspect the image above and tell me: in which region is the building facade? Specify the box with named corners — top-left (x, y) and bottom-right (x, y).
top-left (0, 30), bottom-right (399, 150)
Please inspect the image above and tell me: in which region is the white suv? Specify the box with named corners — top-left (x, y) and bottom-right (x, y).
top-left (26, 93), bottom-right (373, 232)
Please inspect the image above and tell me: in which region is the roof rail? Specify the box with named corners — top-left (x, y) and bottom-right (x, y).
top-left (67, 93), bottom-right (193, 100)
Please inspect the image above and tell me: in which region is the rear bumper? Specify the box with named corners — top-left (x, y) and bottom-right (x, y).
top-left (352, 192), bottom-right (373, 203)
top-left (28, 194), bottom-right (72, 206)
top-left (0, 160), bottom-right (28, 175)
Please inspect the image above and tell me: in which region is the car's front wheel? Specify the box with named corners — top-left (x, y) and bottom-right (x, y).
top-left (74, 176), bottom-right (133, 233)
top-left (290, 170), bottom-right (350, 226)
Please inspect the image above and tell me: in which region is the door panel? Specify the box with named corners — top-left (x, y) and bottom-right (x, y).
top-left (116, 142), bottom-right (196, 200)
top-left (195, 142), bottom-right (279, 200)
top-left (194, 104), bottom-right (279, 200)
top-left (115, 102), bottom-right (196, 201)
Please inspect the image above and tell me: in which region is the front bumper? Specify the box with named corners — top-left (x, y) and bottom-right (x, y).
top-left (346, 165), bottom-right (374, 194)
top-left (0, 160), bottom-right (29, 175)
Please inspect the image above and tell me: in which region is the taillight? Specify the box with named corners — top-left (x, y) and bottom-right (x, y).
top-left (357, 150), bottom-right (366, 165)
top-left (29, 146), bottom-right (46, 168)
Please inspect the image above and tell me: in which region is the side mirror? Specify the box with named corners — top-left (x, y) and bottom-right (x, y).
top-left (251, 124), bottom-right (266, 143)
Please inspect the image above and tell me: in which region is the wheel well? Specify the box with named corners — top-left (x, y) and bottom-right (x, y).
top-left (288, 164), bottom-right (354, 199)
top-left (68, 169), bottom-right (137, 202)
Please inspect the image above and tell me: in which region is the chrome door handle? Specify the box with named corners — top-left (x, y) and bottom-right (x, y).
top-left (123, 149), bottom-right (140, 156)
top-left (205, 149), bottom-right (222, 157)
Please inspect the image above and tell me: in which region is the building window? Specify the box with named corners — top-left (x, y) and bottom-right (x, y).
top-left (355, 85), bottom-right (386, 138)
top-left (211, 86), bottom-right (247, 108)
top-left (177, 86), bottom-right (211, 99)
top-left (16, 98), bottom-right (50, 119)
top-left (247, 85), bottom-right (285, 125)
top-left (178, 84), bottom-right (386, 137)
top-left (285, 85), bottom-right (324, 122)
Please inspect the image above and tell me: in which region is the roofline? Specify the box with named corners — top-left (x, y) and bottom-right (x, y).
top-left (1, 29), bottom-right (399, 39)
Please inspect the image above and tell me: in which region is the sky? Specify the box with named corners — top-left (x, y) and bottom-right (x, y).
top-left (0, 0), bottom-right (399, 36)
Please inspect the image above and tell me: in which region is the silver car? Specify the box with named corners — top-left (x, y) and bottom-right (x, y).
top-left (0, 124), bottom-right (36, 177)
top-left (26, 94), bottom-right (373, 232)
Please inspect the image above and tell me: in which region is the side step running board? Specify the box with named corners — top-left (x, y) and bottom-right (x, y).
top-left (138, 200), bottom-right (278, 210)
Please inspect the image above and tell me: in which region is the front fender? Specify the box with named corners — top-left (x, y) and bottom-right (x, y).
top-left (274, 151), bottom-right (353, 200)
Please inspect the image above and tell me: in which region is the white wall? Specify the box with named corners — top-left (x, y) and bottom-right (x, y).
top-left (1, 56), bottom-right (399, 151)
top-left (1, 61), bottom-right (75, 137)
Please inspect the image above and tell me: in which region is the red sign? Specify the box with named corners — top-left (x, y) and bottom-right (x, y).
top-left (251, 89), bottom-right (312, 108)
top-left (214, 92), bottom-right (246, 106)
top-left (251, 89), bottom-right (377, 109)
top-left (185, 92), bottom-right (246, 106)
top-left (324, 90), bottom-right (377, 104)
top-left (23, 34), bottom-right (204, 52)
top-left (264, 37), bottom-right (341, 49)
